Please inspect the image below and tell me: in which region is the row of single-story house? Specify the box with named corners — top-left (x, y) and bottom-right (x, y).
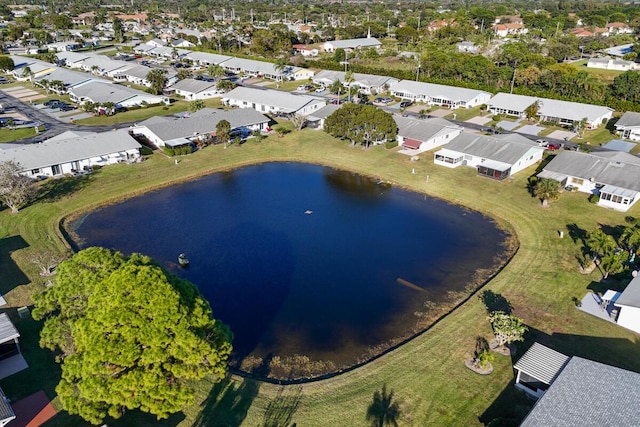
top-left (132, 44), bottom-right (315, 82)
top-left (487, 92), bottom-right (614, 129)
top-left (312, 70), bottom-right (399, 95)
top-left (130, 108), bottom-right (270, 148)
top-left (390, 80), bottom-right (492, 109)
top-left (615, 111), bottom-right (640, 142)
top-left (0, 129), bottom-right (142, 178)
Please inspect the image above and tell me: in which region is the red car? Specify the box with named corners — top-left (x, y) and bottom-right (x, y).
top-left (547, 143), bottom-right (561, 151)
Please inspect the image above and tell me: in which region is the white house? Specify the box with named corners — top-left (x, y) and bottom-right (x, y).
top-left (313, 70), bottom-right (398, 95)
top-left (305, 104), bottom-right (341, 129)
top-left (537, 150), bottom-right (640, 212)
top-left (170, 78), bottom-right (220, 100)
top-left (614, 274), bottom-right (640, 334)
top-left (69, 81), bottom-right (168, 108)
top-left (587, 56), bottom-right (640, 71)
top-left (222, 86), bottom-right (325, 117)
top-left (487, 93), bottom-right (614, 129)
top-left (615, 111), bottom-right (640, 141)
top-left (434, 133), bottom-right (545, 179)
top-left (389, 80), bottom-right (491, 109)
top-left (184, 51), bottom-right (232, 66)
top-left (293, 44), bottom-right (319, 57)
top-left (131, 108), bottom-right (270, 147)
top-left (322, 37), bottom-right (381, 53)
top-left (0, 129), bottom-right (142, 178)
top-left (395, 116), bottom-right (463, 153)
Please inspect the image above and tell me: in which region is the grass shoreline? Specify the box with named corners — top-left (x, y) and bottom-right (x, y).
top-left (2, 131), bottom-right (639, 426)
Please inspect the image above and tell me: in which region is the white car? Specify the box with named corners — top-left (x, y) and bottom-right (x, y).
top-left (536, 139), bottom-right (548, 147)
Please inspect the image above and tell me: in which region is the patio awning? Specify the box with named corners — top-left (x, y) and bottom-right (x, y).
top-left (603, 289), bottom-right (621, 303)
top-left (434, 148), bottom-right (462, 159)
top-left (537, 170), bottom-right (568, 182)
top-left (600, 185), bottom-right (637, 200)
top-left (402, 138), bottom-right (422, 149)
top-left (478, 159), bottom-right (511, 172)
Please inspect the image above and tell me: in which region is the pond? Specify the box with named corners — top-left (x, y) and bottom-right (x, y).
top-left (69, 162), bottom-right (513, 379)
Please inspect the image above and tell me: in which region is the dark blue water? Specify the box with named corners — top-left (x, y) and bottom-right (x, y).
top-left (70, 162), bottom-right (509, 376)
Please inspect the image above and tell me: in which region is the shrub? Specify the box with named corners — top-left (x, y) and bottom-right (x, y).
top-left (588, 194), bottom-right (600, 204)
top-left (492, 114), bottom-right (502, 122)
top-left (385, 140), bottom-right (398, 149)
top-left (139, 146), bottom-right (153, 155)
top-left (162, 147), bottom-right (175, 156)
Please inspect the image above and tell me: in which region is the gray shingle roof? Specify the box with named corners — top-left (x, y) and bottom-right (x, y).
top-left (184, 51), bottom-right (232, 65)
top-left (306, 104), bottom-right (341, 121)
top-left (444, 132), bottom-right (543, 164)
top-left (390, 80), bottom-right (491, 103)
top-left (615, 274), bottom-right (640, 308)
top-left (539, 150), bottom-right (640, 192)
top-left (139, 108), bottom-right (269, 141)
top-left (70, 81), bottom-right (163, 104)
top-left (223, 86), bottom-right (324, 113)
top-left (395, 116), bottom-right (462, 141)
top-left (521, 357), bottom-right (640, 427)
top-left (171, 78), bottom-right (218, 94)
top-left (0, 387), bottom-right (14, 423)
top-left (488, 93), bottom-right (614, 122)
top-left (0, 129), bottom-right (141, 170)
top-left (616, 111), bottom-right (640, 128)
top-left (514, 343), bottom-right (570, 385)
top-left (0, 313), bottom-right (19, 344)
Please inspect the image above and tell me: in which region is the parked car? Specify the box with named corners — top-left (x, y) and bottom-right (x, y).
top-left (400, 100), bottom-right (413, 108)
top-left (536, 139), bottom-right (548, 147)
top-left (59, 104), bottom-right (75, 111)
top-left (44, 99), bottom-right (62, 107)
top-left (547, 143), bottom-right (561, 151)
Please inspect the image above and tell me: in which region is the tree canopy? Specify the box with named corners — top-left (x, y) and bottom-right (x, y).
top-left (32, 247), bottom-right (233, 425)
top-left (324, 103), bottom-right (397, 147)
top-left (0, 160), bottom-right (36, 213)
top-left (488, 311), bottom-right (527, 348)
top-left (216, 119), bottom-right (231, 144)
top-left (145, 69), bottom-right (167, 95)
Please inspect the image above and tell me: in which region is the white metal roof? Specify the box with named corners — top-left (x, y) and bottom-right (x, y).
top-left (514, 342), bottom-right (570, 385)
top-left (0, 313), bottom-right (19, 344)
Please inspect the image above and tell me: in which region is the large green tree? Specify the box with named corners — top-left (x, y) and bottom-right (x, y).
top-left (0, 55), bottom-right (14, 71)
top-left (32, 248), bottom-right (232, 425)
top-left (216, 119), bottom-right (231, 145)
top-left (0, 160), bottom-right (36, 213)
top-left (324, 104), bottom-right (397, 147)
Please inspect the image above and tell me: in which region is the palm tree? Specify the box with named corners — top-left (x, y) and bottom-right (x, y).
top-left (274, 57), bottom-right (289, 82)
top-left (366, 385), bottom-right (400, 427)
top-left (600, 250), bottom-right (629, 279)
top-left (207, 64), bottom-right (225, 80)
top-left (621, 225), bottom-right (640, 252)
top-left (587, 229), bottom-right (616, 264)
top-left (533, 178), bottom-right (560, 207)
top-left (22, 66), bottom-right (33, 83)
top-left (345, 70), bottom-right (355, 103)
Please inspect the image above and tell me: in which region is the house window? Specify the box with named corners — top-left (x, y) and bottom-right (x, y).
top-left (571, 177), bottom-right (585, 185)
top-left (51, 164), bottom-right (61, 175)
top-left (31, 168), bottom-right (40, 174)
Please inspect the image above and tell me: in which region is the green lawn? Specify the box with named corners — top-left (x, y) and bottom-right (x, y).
top-left (0, 127), bottom-right (38, 142)
top-left (571, 59), bottom-right (624, 82)
top-left (1, 130), bottom-right (639, 426)
top-left (76, 101), bottom-right (191, 125)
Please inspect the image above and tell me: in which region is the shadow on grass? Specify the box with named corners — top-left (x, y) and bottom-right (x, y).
top-left (0, 235), bottom-right (30, 293)
top-left (365, 384), bottom-right (401, 427)
top-left (479, 290), bottom-right (512, 314)
top-left (193, 376), bottom-right (260, 427)
top-left (261, 385), bottom-right (302, 427)
top-left (34, 174), bottom-right (94, 204)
